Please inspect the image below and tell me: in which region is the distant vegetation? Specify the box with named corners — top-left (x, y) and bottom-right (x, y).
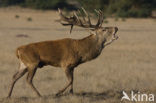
top-left (27, 17), bottom-right (32, 21)
top-left (0, 0), bottom-right (71, 9)
top-left (15, 15), bottom-right (20, 19)
top-left (0, 0), bottom-right (156, 17)
top-left (78, 0), bottom-right (156, 17)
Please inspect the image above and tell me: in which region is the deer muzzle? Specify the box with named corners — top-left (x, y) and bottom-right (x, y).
top-left (113, 27), bottom-right (118, 40)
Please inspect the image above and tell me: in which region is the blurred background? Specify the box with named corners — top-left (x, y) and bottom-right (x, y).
top-left (0, 0), bottom-right (156, 18)
top-left (0, 0), bottom-right (156, 103)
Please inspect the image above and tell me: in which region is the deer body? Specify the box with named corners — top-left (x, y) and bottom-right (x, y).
top-left (7, 8), bottom-right (118, 97)
top-left (17, 34), bottom-right (104, 69)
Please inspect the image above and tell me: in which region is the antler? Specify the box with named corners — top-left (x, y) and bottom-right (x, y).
top-left (58, 8), bottom-right (104, 33)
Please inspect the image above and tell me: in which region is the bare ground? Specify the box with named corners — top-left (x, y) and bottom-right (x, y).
top-left (0, 7), bottom-right (156, 103)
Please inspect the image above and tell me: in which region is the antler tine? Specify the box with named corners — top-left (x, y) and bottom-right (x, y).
top-left (58, 8), bottom-right (74, 33)
top-left (58, 7), bottom-right (104, 34)
top-left (81, 7), bottom-right (92, 25)
top-left (73, 12), bottom-right (82, 25)
top-left (94, 9), bottom-right (101, 27)
top-left (98, 10), bottom-right (104, 27)
top-left (58, 8), bottom-right (70, 23)
top-left (78, 10), bottom-right (86, 24)
top-left (70, 25), bottom-right (74, 34)
top-left (95, 9), bottom-right (103, 27)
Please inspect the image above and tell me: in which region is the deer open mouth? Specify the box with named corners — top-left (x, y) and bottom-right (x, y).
top-left (113, 34), bottom-right (118, 40)
top-left (113, 27), bottom-right (118, 40)
top-left (113, 32), bottom-right (118, 40)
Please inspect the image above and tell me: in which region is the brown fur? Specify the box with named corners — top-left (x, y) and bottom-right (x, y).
top-left (7, 27), bottom-right (118, 97)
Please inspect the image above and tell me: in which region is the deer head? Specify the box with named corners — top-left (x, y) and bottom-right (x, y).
top-left (58, 8), bottom-right (118, 46)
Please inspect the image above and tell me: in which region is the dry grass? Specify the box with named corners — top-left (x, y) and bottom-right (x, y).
top-left (0, 7), bottom-right (156, 103)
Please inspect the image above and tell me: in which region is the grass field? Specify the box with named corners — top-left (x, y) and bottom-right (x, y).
top-left (0, 7), bottom-right (156, 103)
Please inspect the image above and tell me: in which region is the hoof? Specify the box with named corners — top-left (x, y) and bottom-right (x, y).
top-left (55, 92), bottom-right (62, 97)
top-left (38, 95), bottom-right (42, 98)
top-left (6, 96), bottom-right (11, 99)
top-left (69, 89), bottom-right (73, 94)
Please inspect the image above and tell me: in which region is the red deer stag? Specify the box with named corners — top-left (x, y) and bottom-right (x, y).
top-left (7, 8), bottom-right (118, 98)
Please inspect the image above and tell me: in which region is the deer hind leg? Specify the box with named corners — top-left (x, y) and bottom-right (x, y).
top-left (56, 68), bottom-right (74, 96)
top-left (7, 60), bottom-right (27, 98)
top-left (26, 66), bottom-right (41, 97)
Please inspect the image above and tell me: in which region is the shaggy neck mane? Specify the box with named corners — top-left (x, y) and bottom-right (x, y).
top-left (75, 34), bottom-right (103, 62)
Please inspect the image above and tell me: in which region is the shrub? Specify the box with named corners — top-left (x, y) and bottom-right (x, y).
top-left (77, 0), bottom-right (156, 17)
top-left (0, 0), bottom-right (156, 17)
top-left (15, 15), bottom-right (20, 18)
top-left (0, 0), bottom-right (25, 6)
top-left (24, 0), bottom-right (67, 9)
top-left (27, 17), bottom-right (32, 21)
